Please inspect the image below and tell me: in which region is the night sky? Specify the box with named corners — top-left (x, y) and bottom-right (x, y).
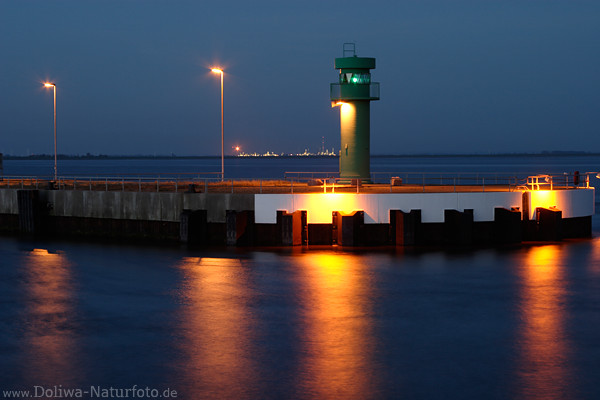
top-left (1, 0), bottom-right (599, 156)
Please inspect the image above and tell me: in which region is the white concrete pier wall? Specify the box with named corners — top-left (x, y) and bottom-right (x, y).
top-left (255, 189), bottom-right (595, 224)
top-left (1, 188), bottom-right (595, 224)
top-left (528, 189), bottom-right (594, 220)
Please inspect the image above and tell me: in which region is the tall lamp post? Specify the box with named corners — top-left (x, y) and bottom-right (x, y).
top-left (211, 68), bottom-right (224, 181)
top-left (44, 82), bottom-right (58, 181)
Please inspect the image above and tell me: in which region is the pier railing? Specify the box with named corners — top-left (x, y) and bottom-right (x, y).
top-left (0, 171), bottom-right (594, 194)
top-left (370, 171), bottom-right (521, 187)
top-left (524, 173), bottom-right (592, 190)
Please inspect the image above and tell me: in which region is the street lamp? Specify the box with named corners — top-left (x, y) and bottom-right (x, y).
top-left (43, 82), bottom-right (58, 181)
top-left (211, 68), bottom-right (224, 181)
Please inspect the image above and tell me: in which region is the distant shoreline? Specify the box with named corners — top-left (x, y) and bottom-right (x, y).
top-left (0, 151), bottom-right (597, 161)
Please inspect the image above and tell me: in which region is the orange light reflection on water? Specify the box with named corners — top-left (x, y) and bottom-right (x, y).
top-left (176, 257), bottom-right (258, 398)
top-left (294, 252), bottom-right (378, 399)
top-left (516, 245), bottom-right (571, 399)
top-left (589, 237), bottom-right (600, 275)
top-left (23, 248), bottom-right (79, 386)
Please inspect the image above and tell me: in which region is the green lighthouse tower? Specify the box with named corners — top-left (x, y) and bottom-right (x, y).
top-left (330, 43), bottom-right (380, 183)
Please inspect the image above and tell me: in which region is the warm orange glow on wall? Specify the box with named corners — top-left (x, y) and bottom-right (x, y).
top-left (331, 100), bottom-right (354, 115)
top-left (530, 190), bottom-right (558, 213)
top-left (521, 187), bottom-right (594, 220)
top-left (301, 193), bottom-right (362, 223)
top-left (340, 102), bottom-right (354, 115)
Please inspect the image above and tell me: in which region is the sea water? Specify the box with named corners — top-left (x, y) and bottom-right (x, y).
top-left (0, 155), bottom-right (599, 399)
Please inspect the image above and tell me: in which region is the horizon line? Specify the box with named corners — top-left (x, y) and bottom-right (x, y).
top-left (1, 150), bottom-right (596, 160)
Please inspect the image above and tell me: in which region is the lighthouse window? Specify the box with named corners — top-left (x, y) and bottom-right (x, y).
top-left (339, 72), bottom-right (371, 84)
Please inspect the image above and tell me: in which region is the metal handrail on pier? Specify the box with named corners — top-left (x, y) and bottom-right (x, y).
top-left (0, 171), bottom-right (595, 194)
top-left (525, 172), bottom-right (592, 190)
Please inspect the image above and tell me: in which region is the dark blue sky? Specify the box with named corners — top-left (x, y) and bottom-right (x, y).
top-left (1, 0), bottom-right (599, 156)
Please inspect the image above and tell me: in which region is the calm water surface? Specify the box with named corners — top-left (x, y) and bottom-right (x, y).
top-left (1, 156), bottom-right (600, 399)
top-left (1, 239), bottom-right (600, 399)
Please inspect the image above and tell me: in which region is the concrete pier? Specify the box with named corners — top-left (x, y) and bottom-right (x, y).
top-left (277, 210), bottom-right (307, 246)
top-left (226, 210), bottom-right (255, 246)
top-left (17, 190), bottom-right (41, 234)
top-left (390, 209), bottom-right (421, 246)
top-left (180, 209), bottom-right (207, 244)
top-left (333, 210), bottom-right (365, 246)
top-left (0, 186), bottom-right (594, 247)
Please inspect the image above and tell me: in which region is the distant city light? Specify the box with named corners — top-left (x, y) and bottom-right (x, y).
top-left (235, 148), bottom-right (337, 157)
